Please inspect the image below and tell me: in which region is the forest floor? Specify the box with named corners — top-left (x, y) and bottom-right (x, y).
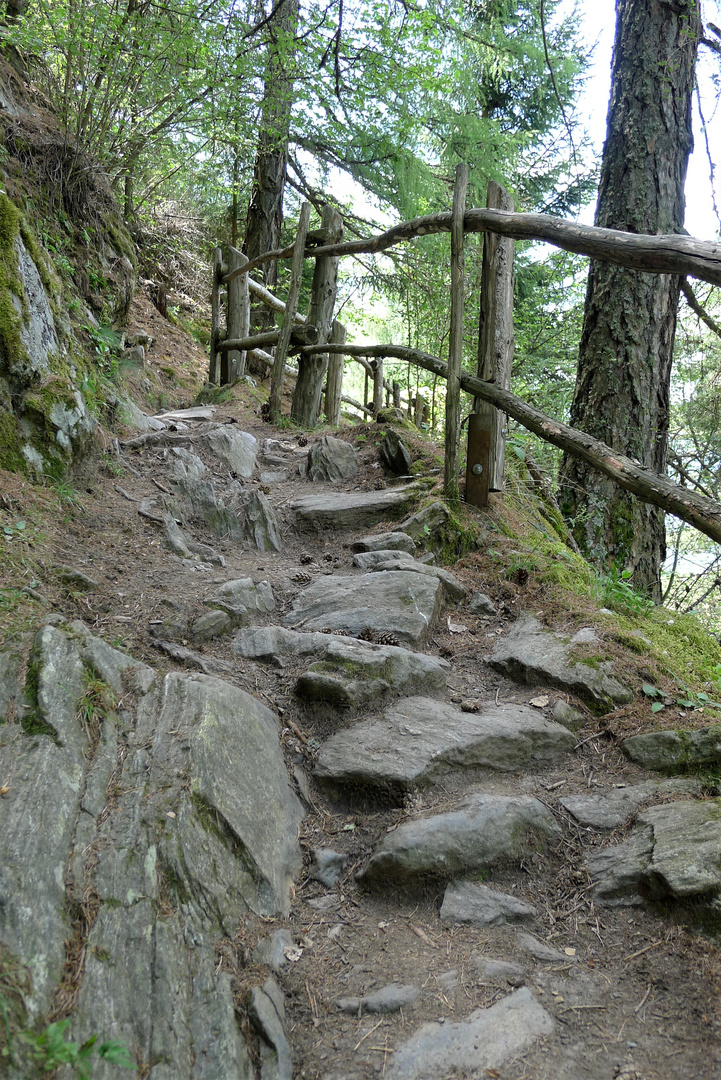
top-left (2, 288), bottom-right (721, 1080)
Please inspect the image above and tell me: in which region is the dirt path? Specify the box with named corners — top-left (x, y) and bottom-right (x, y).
top-left (4, 387), bottom-right (721, 1080)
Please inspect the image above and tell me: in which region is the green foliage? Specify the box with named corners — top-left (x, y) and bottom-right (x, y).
top-left (17, 1018), bottom-right (136, 1078)
top-left (641, 680), bottom-right (721, 715)
top-left (599, 565), bottom-right (655, 616)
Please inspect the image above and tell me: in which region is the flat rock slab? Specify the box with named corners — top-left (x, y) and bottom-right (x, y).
top-left (351, 531), bottom-right (416, 554)
top-left (234, 627), bottom-right (448, 708)
top-left (384, 987), bottom-right (553, 1080)
top-left (517, 932), bottom-right (574, 963)
top-left (589, 798), bottom-right (721, 905)
top-left (315, 698), bottom-right (575, 793)
top-left (351, 550), bottom-right (466, 601)
top-left (282, 571), bottom-right (443, 645)
top-left (441, 881), bottom-right (537, 926)
top-left (292, 486), bottom-right (419, 531)
top-left (489, 614), bottom-right (632, 712)
top-left (622, 724), bottom-right (721, 770)
top-left (296, 639), bottom-right (448, 709)
top-left (357, 793), bottom-right (560, 886)
top-left (561, 778), bottom-right (707, 829)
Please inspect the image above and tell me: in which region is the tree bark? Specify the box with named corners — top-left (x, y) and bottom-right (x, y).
top-left (444, 163), bottom-right (468, 503)
top-left (291, 204), bottom-right (343, 426)
top-left (270, 202), bottom-right (310, 422)
top-left (559, 0), bottom-right (700, 599)
top-left (224, 247), bottom-right (248, 383)
top-left (475, 181), bottom-right (514, 491)
top-left (243, 0), bottom-right (299, 332)
top-left (303, 340), bottom-right (721, 548)
top-left (324, 321), bottom-right (346, 425)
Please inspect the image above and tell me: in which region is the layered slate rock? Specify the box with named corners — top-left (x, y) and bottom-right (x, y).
top-left (489, 615), bottom-right (632, 712)
top-left (588, 798), bottom-right (721, 906)
top-left (351, 550), bottom-right (466, 601)
top-left (315, 698), bottom-right (575, 794)
top-left (560, 778), bottom-right (707, 829)
top-left (622, 724), bottom-right (721, 770)
top-left (440, 881), bottom-right (537, 926)
top-left (357, 794), bottom-right (561, 886)
top-left (282, 571), bottom-right (444, 645)
top-left (207, 577), bottom-right (276, 623)
top-left (234, 628), bottom-right (448, 705)
top-left (398, 500), bottom-right (450, 545)
top-left (292, 486), bottom-right (419, 531)
top-left (351, 531), bottom-right (416, 553)
top-left (0, 621), bottom-right (302, 1070)
top-left (307, 435), bottom-right (358, 482)
top-left (384, 988), bottom-right (553, 1080)
top-left (205, 426), bottom-right (258, 478)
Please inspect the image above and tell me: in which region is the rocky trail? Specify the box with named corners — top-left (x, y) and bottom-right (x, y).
top-left (1, 400), bottom-right (721, 1080)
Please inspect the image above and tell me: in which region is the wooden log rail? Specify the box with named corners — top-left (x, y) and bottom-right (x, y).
top-left (300, 341), bottom-right (721, 547)
top-left (225, 209), bottom-right (721, 288)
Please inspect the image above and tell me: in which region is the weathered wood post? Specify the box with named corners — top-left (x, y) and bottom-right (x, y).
top-left (292, 205), bottom-right (343, 426)
top-left (224, 246), bottom-right (249, 383)
top-left (372, 357), bottom-right (384, 416)
top-left (466, 180), bottom-right (515, 504)
top-left (209, 246), bottom-right (222, 385)
top-left (270, 202), bottom-right (311, 423)
top-left (444, 163), bottom-right (468, 502)
top-left (324, 320), bottom-right (346, 425)
top-left (414, 392), bottom-right (426, 429)
top-left (392, 381), bottom-right (401, 410)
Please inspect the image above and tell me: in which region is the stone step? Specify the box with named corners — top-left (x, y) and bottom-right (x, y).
top-left (291, 485), bottom-right (420, 531)
top-left (315, 696), bottom-right (575, 797)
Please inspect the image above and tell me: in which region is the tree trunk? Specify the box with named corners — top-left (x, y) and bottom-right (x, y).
top-left (291, 204), bottom-right (342, 426)
top-left (243, 0), bottom-right (299, 333)
top-left (558, 0), bottom-right (699, 600)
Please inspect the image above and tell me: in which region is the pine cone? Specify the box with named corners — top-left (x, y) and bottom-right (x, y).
top-left (374, 630), bottom-right (401, 647)
top-left (299, 553), bottom-right (314, 564)
top-left (319, 627), bottom-right (352, 636)
top-left (291, 571), bottom-right (312, 584)
top-left (357, 627), bottom-right (375, 642)
top-left (297, 435), bottom-right (308, 447)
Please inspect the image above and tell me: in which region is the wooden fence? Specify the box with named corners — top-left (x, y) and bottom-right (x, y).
top-left (208, 178), bottom-right (721, 543)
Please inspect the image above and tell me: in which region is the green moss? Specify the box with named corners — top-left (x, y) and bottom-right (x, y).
top-left (0, 194), bottom-right (28, 374)
top-left (106, 220), bottom-right (137, 267)
top-left (19, 657), bottom-right (57, 741)
top-left (19, 219), bottom-right (58, 297)
top-left (310, 657), bottom-right (394, 681)
top-left (0, 410), bottom-right (25, 472)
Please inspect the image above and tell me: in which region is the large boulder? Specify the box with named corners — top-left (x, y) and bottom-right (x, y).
top-left (622, 724), bottom-right (721, 770)
top-left (292, 486), bottom-right (420, 531)
top-left (205, 426), bottom-right (258, 478)
top-left (379, 430), bottom-right (413, 475)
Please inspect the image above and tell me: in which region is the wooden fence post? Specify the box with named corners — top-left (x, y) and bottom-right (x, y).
top-left (209, 246), bottom-right (222, 385)
top-left (392, 381), bottom-right (401, 409)
top-left (472, 180), bottom-right (515, 493)
top-left (292, 204), bottom-right (343, 426)
top-left (414, 392), bottom-right (426, 429)
top-left (372, 357), bottom-right (384, 416)
top-left (270, 202), bottom-right (311, 423)
top-left (324, 320), bottom-right (346, 425)
top-left (444, 163), bottom-right (468, 502)
top-left (224, 246), bottom-right (249, 383)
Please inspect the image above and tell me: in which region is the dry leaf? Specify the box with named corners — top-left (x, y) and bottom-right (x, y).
top-left (446, 615), bottom-right (467, 633)
top-left (283, 945), bottom-right (303, 962)
top-left (564, 947), bottom-right (577, 956)
top-left (0, 785), bottom-right (9, 796)
top-left (166, 811), bottom-right (176, 819)
top-left (484, 1070), bottom-right (501, 1079)
top-left (529, 695), bottom-right (550, 708)
top-left (409, 923), bottom-right (437, 948)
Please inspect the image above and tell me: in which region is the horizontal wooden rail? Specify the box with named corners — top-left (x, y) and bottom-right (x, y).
top-left (225, 208), bottom-right (721, 288)
top-left (301, 341), bottom-right (721, 546)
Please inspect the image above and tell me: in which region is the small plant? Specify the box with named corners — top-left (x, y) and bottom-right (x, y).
top-left (2, 519), bottom-right (26, 541)
top-left (101, 452), bottom-right (124, 478)
top-left (18, 1018), bottom-right (136, 1078)
top-left (642, 681), bottom-right (721, 713)
top-left (600, 564), bottom-right (654, 616)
